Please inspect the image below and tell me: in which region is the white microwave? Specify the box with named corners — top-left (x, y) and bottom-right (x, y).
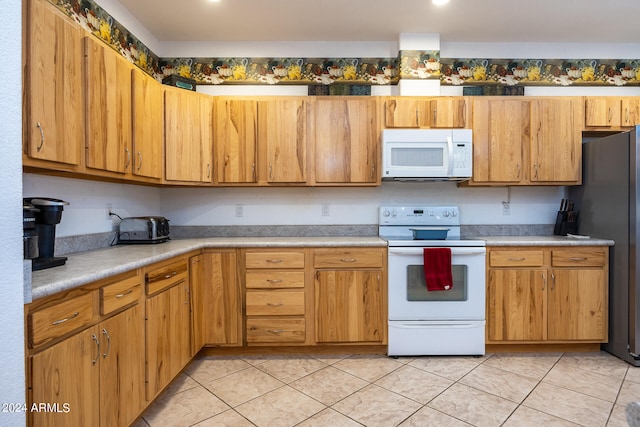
top-left (382, 129), bottom-right (473, 181)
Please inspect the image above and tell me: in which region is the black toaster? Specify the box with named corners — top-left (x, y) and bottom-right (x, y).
top-left (117, 216), bottom-right (170, 244)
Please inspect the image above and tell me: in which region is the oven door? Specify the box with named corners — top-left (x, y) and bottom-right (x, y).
top-left (387, 246), bottom-right (486, 321)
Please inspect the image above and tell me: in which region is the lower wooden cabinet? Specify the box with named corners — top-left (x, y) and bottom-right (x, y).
top-left (486, 246), bottom-right (608, 344)
top-left (29, 304), bottom-right (144, 427)
top-left (190, 251), bottom-right (241, 349)
top-left (314, 270), bottom-right (385, 343)
top-left (145, 259), bottom-right (193, 400)
top-left (314, 248), bottom-right (387, 344)
top-left (242, 248), bottom-right (310, 345)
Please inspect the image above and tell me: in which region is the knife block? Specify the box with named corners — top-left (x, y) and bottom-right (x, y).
top-left (553, 211), bottom-right (578, 236)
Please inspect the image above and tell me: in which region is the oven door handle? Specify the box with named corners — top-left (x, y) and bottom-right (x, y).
top-left (390, 323), bottom-right (481, 329)
top-left (388, 247), bottom-right (486, 256)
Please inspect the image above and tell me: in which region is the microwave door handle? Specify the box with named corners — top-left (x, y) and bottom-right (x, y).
top-left (446, 136), bottom-right (454, 176)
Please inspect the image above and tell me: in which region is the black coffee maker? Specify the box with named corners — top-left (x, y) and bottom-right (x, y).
top-left (23, 197), bottom-right (69, 271)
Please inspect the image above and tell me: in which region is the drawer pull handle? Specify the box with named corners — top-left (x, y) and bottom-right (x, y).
top-left (266, 279), bottom-right (283, 283)
top-left (164, 272), bottom-right (178, 279)
top-left (91, 334), bottom-right (100, 366)
top-left (266, 259), bottom-right (283, 263)
top-left (508, 257), bottom-right (526, 261)
top-left (267, 302), bottom-right (284, 307)
top-left (115, 289), bottom-right (134, 298)
top-left (569, 257), bottom-right (588, 261)
top-left (341, 258), bottom-right (357, 263)
top-left (52, 311), bottom-right (80, 325)
top-left (268, 329), bottom-right (285, 334)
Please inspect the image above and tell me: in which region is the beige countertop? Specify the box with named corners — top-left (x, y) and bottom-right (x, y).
top-left (479, 235), bottom-right (615, 246)
top-left (29, 235), bottom-right (614, 301)
top-left (30, 237), bottom-right (386, 301)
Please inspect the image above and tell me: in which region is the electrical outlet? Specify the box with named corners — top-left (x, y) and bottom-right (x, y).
top-left (105, 203), bottom-right (113, 220)
top-left (235, 204), bottom-right (244, 217)
top-left (322, 203), bottom-right (330, 216)
top-left (502, 201), bottom-right (511, 215)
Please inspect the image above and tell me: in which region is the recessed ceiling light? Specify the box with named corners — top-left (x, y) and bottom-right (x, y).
top-left (432, 0), bottom-right (450, 5)
top-left (209, 0), bottom-right (221, 3)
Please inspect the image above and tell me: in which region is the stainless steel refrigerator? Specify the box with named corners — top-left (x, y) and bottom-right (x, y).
top-left (569, 127), bottom-right (640, 366)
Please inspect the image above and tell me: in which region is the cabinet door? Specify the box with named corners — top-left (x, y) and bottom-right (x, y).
top-left (85, 37), bottom-right (132, 174)
top-left (584, 97), bottom-right (621, 127)
top-left (165, 88), bottom-right (213, 183)
top-left (214, 99), bottom-right (257, 183)
top-left (621, 98), bottom-right (640, 127)
top-left (471, 98), bottom-right (529, 184)
top-left (314, 98), bottom-right (378, 183)
top-left (530, 98), bottom-right (582, 183)
top-left (427, 98), bottom-right (467, 128)
top-left (547, 269), bottom-right (607, 341)
top-left (145, 282), bottom-right (191, 399)
top-left (30, 326), bottom-right (100, 426)
top-left (259, 99), bottom-right (307, 183)
top-left (25, 0), bottom-right (84, 167)
top-left (487, 269), bottom-right (546, 341)
top-left (191, 252), bottom-right (240, 348)
top-left (131, 67), bottom-right (163, 179)
top-left (99, 305), bottom-right (144, 427)
top-left (315, 270), bottom-right (384, 343)
top-left (384, 97), bottom-right (424, 128)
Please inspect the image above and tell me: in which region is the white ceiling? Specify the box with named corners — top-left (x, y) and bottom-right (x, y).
top-left (117, 0), bottom-right (640, 44)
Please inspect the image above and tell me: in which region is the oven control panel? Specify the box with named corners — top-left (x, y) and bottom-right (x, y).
top-left (379, 206), bottom-right (460, 226)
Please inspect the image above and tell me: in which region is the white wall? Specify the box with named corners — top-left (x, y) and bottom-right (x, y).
top-left (23, 174), bottom-right (162, 237)
top-left (161, 184), bottom-right (563, 227)
top-left (0, 0), bottom-right (26, 424)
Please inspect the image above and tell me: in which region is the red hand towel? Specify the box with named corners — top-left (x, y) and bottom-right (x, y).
top-left (423, 248), bottom-right (453, 291)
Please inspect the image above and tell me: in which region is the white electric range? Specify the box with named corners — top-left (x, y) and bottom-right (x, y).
top-left (379, 205), bottom-right (486, 356)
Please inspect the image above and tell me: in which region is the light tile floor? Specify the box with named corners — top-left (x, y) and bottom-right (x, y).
top-left (134, 351), bottom-right (640, 427)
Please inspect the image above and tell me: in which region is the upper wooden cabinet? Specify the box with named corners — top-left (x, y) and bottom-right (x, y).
top-left (164, 87), bottom-right (213, 184)
top-left (470, 98), bottom-right (530, 184)
top-left (258, 98), bottom-right (307, 184)
top-left (131, 68), bottom-right (164, 181)
top-left (584, 97), bottom-right (640, 128)
top-left (214, 97), bottom-right (307, 185)
top-left (529, 98), bottom-right (582, 184)
top-left (214, 98), bottom-right (258, 184)
top-left (469, 97), bottom-right (582, 186)
top-left (24, 0), bottom-right (84, 170)
top-left (84, 37), bottom-right (133, 175)
top-left (313, 97), bottom-right (379, 185)
top-left (384, 97), bottom-right (469, 128)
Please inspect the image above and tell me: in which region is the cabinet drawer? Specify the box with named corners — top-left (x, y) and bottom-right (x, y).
top-left (145, 259), bottom-right (188, 295)
top-left (245, 251), bottom-right (305, 269)
top-left (245, 291), bottom-right (305, 316)
top-left (551, 248), bottom-right (606, 267)
top-left (100, 275), bottom-right (142, 315)
top-left (246, 271), bottom-right (305, 289)
top-left (29, 292), bottom-right (95, 347)
top-left (489, 250), bottom-right (544, 267)
top-left (246, 318), bottom-right (306, 343)
top-left (314, 248), bottom-right (384, 268)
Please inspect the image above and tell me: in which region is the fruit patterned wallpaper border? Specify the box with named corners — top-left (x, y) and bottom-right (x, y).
top-left (49, 0), bottom-right (640, 87)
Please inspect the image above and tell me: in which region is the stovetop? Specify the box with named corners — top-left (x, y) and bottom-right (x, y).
top-left (378, 205), bottom-right (485, 247)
